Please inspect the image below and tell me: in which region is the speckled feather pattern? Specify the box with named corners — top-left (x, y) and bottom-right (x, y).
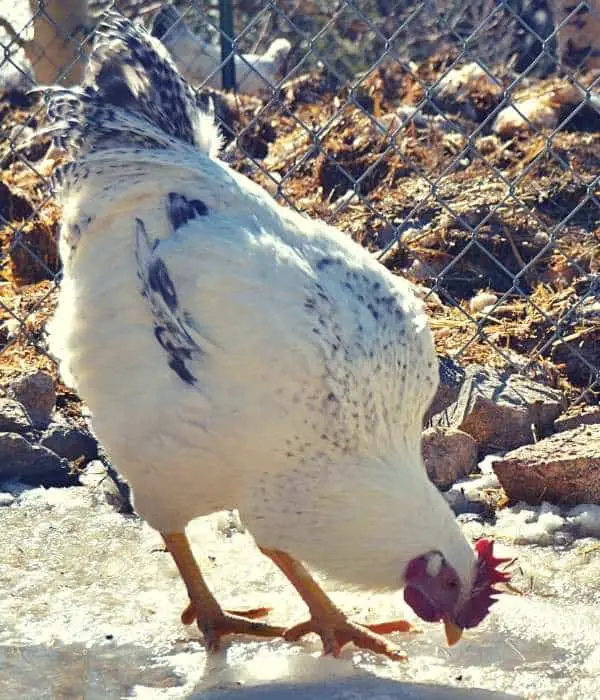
top-left (44, 12), bottom-right (477, 594)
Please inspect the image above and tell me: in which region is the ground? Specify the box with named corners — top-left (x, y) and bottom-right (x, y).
top-left (2, 472), bottom-right (600, 699)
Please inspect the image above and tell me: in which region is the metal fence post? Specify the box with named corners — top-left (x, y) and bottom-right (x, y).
top-left (219, 0), bottom-right (236, 90)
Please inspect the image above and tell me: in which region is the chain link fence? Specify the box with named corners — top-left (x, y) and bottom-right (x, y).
top-left (0, 0), bottom-right (599, 419)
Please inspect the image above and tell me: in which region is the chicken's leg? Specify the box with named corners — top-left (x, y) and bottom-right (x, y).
top-left (260, 547), bottom-right (411, 660)
top-left (162, 532), bottom-right (286, 649)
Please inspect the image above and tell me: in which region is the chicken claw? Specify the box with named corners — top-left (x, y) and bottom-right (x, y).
top-left (163, 532), bottom-right (285, 650)
top-left (260, 546), bottom-right (411, 661)
top-left (181, 604), bottom-right (271, 625)
top-left (180, 604), bottom-right (285, 650)
top-left (284, 615), bottom-right (410, 660)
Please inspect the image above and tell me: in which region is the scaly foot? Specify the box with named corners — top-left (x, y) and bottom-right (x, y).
top-left (161, 532), bottom-right (286, 651)
top-left (284, 614), bottom-right (411, 660)
top-left (259, 547), bottom-right (414, 661)
top-left (181, 602), bottom-right (286, 650)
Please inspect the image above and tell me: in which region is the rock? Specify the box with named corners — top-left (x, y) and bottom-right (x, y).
top-left (0, 492), bottom-right (15, 507)
top-left (0, 398), bottom-right (32, 433)
top-left (492, 84), bottom-right (585, 137)
top-left (456, 512), bottom-right (485, 526)
top-left (444, 366), bottom-right (564, 454)
top-left (424, 355), bottom-right (465, 424)
top-left (422, 427), bottom-right (479, 490)
top-left (432, 62), bottom-right (501, 120)
top-left (0, 432), bottom-right (77, 487)
top-left (435, 63), bottom-right (489, 98)
top-left (554, 407), bottom-right (600, 433)
top-left (9, 371), bottom-right (56, 428)
top-left (444, 488), bottom-right (495, 521)
top-left (493, 95), bottom-right (560, 137)
top-left (492, 425), bottom-right (600, 506)
top-left (41, 424), bottom-right (98, 463)
top-left (79, 460), bottom-right (133, 514)
top-left (469, 291), bottom-right (498, 315)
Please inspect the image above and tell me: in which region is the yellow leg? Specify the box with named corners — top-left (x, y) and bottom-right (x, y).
top-left (260, 547), bottom-right (411, 661)
top-left (162, 532), bottom-right (286, 650)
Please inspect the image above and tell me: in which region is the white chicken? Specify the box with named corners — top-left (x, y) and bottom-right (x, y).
top-left (42, 11), bottom-right (509, 660)
top-left (150, 4), bottom-right (291, 94)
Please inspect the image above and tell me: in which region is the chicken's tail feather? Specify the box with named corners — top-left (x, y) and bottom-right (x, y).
top-left (150, 4), bottom-right (186, 43)
top-left (41, 10), bottom-right (220, 178)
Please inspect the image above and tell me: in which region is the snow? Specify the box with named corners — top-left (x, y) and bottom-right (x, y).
top-left (1, 479), bottom-right (600, 699)
top-left (449, 456), bottom-right (600, 547)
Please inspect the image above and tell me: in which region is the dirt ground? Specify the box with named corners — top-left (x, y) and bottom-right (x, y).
top-left (1, 49), bottom-right (599, 421)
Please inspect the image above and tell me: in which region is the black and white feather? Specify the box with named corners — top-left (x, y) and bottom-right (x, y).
top-left (44, 11), bottom-right (477, 597)
top-left (135, 215), bottom-right (204, 386)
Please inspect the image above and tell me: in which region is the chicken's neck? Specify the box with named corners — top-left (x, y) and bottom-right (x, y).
top-left (243, 445), bottom-right (477, 595)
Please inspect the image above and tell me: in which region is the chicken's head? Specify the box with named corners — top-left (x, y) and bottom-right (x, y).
top-left (403, 538), bottom-right (510, 645)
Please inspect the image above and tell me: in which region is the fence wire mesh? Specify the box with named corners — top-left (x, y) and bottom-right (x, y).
top-left (0, 0), bottom-right (599, 413)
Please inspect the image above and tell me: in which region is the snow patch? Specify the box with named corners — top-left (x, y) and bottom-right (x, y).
top-left (1, 480), bottom-right (600, 698)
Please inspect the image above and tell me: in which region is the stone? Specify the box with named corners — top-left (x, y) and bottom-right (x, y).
top-left (493, 84), bottom-right (583, 137)
top-left (554, 406), bottom-right (600, 433)
top-left (469, 291), bottom-right (498, 315)
top-left (0, 492), bottom-right (15, 507)
top-left (41, 424), bottom-right (98, 463)
top-left (432, 62), bottom-right (501, 121)
top-left (493, 95), bottom-right (560, 137)
top-left (0, 398), bottom-right (32, 433)
top-left (79, 461), bottom-right (133, 514)
top-left (422, 427), bottom-right (479, 490)
top-left (0, 432), bottom-right (77, 487)
top-left (424, 355), bottom-right (465, 425)
top-left (492, 425), bottom-right (600, 506)
top-left (444, 488), bottom-right (495, 521)
top-left (9, 370), bottom-right (56, 428)
top-left (443, 365), bottom-right (564, 454)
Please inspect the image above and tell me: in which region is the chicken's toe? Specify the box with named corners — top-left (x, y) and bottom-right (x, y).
top-left (182, 606), bottom-right (286, 650)
top-left (283, 616), bottom-right (409, 661)
top-left (181, 602), bottom-right (271, 625)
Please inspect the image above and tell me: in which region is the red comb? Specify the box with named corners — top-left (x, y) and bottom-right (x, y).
top-left (475, 538), bottom-right (512, 586)
top-left (455, 538), bottom-right (513, 629)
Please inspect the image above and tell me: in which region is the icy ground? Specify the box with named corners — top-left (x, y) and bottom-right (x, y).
top-left (2, 464), bottom-right (600, 700)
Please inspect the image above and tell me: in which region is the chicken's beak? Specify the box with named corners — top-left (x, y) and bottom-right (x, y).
top-left (443, 616), bottom-right (463, 646)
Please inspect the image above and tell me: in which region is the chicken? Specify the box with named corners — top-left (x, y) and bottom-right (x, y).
top-left (42, 11), bottom-right (509, 660)
top-left (150, 4), bottom-right (290, 94)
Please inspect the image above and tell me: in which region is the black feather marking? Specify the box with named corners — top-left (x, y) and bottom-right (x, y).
top-left (148, 258), bottom-right (178, 312)
top-left (168, 354), bottom-right (197, 384)
top-left (135, 217), bottom-right (203, 386)
top-left (166, 192), bottom-right (208, 231)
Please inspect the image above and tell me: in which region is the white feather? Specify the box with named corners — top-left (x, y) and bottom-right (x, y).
top-left (46, 12), bottom-right (476, 598)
